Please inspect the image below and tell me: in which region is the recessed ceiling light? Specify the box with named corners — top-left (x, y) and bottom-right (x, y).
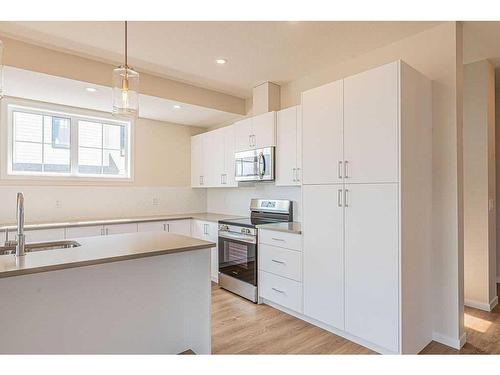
top-left (86, 87), bottom-right (97, 92)
top-left (215, 58), bottom-right (227, 65)
top-left (173, 104), bottom-right (182, 109)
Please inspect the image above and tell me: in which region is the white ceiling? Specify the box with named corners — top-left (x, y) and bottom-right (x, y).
top-left (463, 21), bottom-right (500, 86)
top-left (0, 21), bottom-right (441, 98)
top-left (3, 66), bottom-right (242, 127)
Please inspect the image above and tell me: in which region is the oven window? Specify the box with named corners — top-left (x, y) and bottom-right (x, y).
top-left (219, 237), bottom-right (257, 285)
top-left (225, 241), bottom-right (250, 269)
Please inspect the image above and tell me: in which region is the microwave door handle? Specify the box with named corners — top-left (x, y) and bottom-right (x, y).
top-left (258, 152), bottom-right (265, 179)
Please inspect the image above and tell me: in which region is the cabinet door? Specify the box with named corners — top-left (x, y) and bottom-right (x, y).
top-left (190, 220), bottom-right (206, 240)
top-left (137, 221), bottom-right (166, 232)
top-left (24, 228), bottom-right (66, 242)
top-left (252, 111), bottom-right (276, 149)
top-left (104, 223), bottom-right (138, 235)
top-left (343, 62), bottom-right (399, 183)
top-left (66, 225), bottom-right (103, 239)
top-left (167, 220), bottom-right (191, 236)
top-left (303, 184), bottom-right (344, 330)
top-left (201, 131), bottom-right (218, 187)
top-left (276, 106), bottom-right (298, 186)
top-left (302, 80), bottom-right (343, 184)
top-left (205, 222), bottom-right (219, 282)
top-left (222, 126), bottom-right (237, 187)
top-left (191, 135), bottom-right (204, 187)
top-left (234, 118), bottom-right (253, 152)
top-left (344, 183), bottom-right (399, 352)
top-left (296, 105), bottom-right (302, 183)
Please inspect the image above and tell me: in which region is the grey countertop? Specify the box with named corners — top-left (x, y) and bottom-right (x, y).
top-left (0, 212), bottom-right (244, 232)
top-left (0, 231), bottom-right (215, 279)
top-left (256, 221), bottom-right (302, 234)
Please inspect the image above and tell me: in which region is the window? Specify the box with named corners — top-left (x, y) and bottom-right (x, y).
top-left (7, 103), bottom-right (131, 179)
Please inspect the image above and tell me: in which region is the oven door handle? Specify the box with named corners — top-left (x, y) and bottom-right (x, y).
top-left (218, 231), bottom-right (257, 244)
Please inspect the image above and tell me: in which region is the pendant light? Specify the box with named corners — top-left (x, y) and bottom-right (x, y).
top-left (0, 39), bottom-right (4, 100)
top-left (112, 21), bottom-right (139, 118)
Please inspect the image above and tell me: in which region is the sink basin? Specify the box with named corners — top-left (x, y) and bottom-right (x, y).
top-left (0, 240), bottom-right (81, 256)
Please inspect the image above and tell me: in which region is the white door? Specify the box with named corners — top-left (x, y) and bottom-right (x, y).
top-left (167, 220), bottom-right (192, 236)
top-left (24, 228), bottom-right (66, 242)
top-left (302, 80), bottom-right (344, 185)
top-left (222, 126), bottom-right (237, 187)
top-left (343, 62), bottom-right (399, 183)
top-left (66, 225), bottom-right (103, 239)
top-left (191, 135), bottom-right (204, 187)
top-left (234, 118), bottom-right (253, 152)
top-left (137, 221), bottom-right (167, 232)
top-left (344, 183), bottom-right (399, 353)
top-left (303, 184), bottom-right (344, 330)
top-left (104, 223), bottom-right (138, 235)
top-left (252, 111), bottom-right (276, 149)
top-left (276, 106), bottom-right (298, 186)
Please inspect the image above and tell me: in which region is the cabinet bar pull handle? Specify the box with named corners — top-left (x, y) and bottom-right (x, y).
top-left (271, 259), bottom-right (286, 264)
top-left (338, 189), bottom-right (342, 207)
top-left (163, 223), bottom-right (166, 231)
top-left (296, 168), bottom-right (300, 182)
top-left (272, 287), bottom-right (285, 294)
top-left (166, 223), bottom-right (170, 232)
top-left (344, 160), bottom-right (349, 178)
top-left (338, 161), bottom-right (343, 179)
top-left (292, 168), bottom-right (296, 182)
top-left (272, 237), bottom-right (285, 242)
top-left (344, 189), bottom-right (349, 207)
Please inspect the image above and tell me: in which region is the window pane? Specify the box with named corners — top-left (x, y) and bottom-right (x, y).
top-left (78, 121), bottom-right (102, 148)
top-left (43, 143), bottom-right (70, 173)
top-left (51, 117), bottom-right (71, 149)
top-left (13, 112), bottom-right (43, 143)
top-left (103, 149), bottom-right (126, 175)
top-left (103, 124), bottom-right (122, 150)
top-left (13, 141), bottom-right (42, 172)
top-left (78, 147), bottom-right (102, 174)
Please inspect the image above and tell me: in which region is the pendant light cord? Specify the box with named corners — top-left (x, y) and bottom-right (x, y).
top-left (124, 21), bottom-right (128, 68)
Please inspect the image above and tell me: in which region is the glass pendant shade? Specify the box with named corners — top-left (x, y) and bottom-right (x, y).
top-left (0, 40), bottom-right (4, 99)
top-left (112, 65), bottom-right (139, 118)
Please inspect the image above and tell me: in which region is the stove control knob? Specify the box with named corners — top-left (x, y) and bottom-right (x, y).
top-left (241, 228), bottom-right (251, 235)
top-left (219, 224), bottom-right (229, 231)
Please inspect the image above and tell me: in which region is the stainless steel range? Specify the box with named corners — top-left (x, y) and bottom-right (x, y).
top-left (218, 199), bottom-right (293, 302)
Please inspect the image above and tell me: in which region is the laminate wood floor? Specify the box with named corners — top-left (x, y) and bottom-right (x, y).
top-left (211, 283), bottom-right (500, 355)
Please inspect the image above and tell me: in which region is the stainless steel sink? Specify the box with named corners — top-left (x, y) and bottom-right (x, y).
top-left (0, 240), bottom-right (81, 256)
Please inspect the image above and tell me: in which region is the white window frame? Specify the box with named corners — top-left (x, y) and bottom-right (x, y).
top-left (1, 97), bottom-right (134, 182)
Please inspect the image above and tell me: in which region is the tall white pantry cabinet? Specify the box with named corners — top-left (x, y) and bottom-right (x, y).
top-left (301, 61), bottom-right (432, 354)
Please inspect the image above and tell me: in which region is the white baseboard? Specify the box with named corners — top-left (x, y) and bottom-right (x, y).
top-left (465, 296), bottom-right (498, 312)
top-left (261, 298), bottom-right (398, 354)
top-left (432, 331), bottom-right (466, 350)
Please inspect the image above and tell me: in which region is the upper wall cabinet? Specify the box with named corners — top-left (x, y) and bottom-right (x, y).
top-left (191, 125), bottom-right (237, 188)
top-left (234, 112), bottom-right (276, 152)
top-left (276, 105), bottom-right (302, 186)
top-left (302, 80), bottom-right (343, 185)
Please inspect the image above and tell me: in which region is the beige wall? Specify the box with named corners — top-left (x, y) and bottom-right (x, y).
top-left (0, 35), bottom-right (246, 115)
top-left (281, 22), bottom-right (465, 347)
top-left (463, 60), bottom-right (497, 309)
top-left (496, 88), bottom-right (500, 281)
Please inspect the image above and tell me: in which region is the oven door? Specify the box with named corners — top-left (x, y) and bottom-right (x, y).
top-left (234, 147), bottom-right (274, 182)
top-left (218, 232), bottom-right (257, 286)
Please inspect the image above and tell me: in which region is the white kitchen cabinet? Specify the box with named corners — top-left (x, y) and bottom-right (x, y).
top-left (276, 105), bottom-right (302, 186)
top-left (234, 112), bottom-right (276, 152)
top-left (137, 220), bottom-right (191, 236)
top-left (300, 61), bottom-right (433, 354)
top-left (303, 184), bottom-right (344, 330)
top-left (66, 225), bottom-right (104, 239)
top-left (103, 223), bottom-right (138, 235)
top-left (191, 126), bottom-right (236, 188)
top-left (343, 62), bottom-right (399, 183)
top-left (137, 221), bottom-right (167, 233)
top-left (191, 220), bottom-right (218, 282)
top-left (23, 228), bottom-right (66, 243)
top-left (191, 134), bottom-right (204, 187)
top-left (302, 80), bottom-right (343, 184)
top-left (344, 183), bottom-right (399, 353)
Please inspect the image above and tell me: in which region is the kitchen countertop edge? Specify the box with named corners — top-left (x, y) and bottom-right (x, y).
top-left (255, 222), bottom-right (302, 234)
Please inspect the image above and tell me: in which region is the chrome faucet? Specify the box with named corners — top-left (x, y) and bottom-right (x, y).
top-left (15, 192), bottom-right (25, 257)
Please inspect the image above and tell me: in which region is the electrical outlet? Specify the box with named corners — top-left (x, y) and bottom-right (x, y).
top-left (152, 198), bottom-right (159, 206)
top-left (55, 200), bottom-right (62, 209)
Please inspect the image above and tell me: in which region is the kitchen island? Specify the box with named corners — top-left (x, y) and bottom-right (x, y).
top-left (0, 231), bottom-right (215, 354)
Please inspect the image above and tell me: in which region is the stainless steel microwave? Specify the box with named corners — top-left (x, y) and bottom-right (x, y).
top-left (234, 147), bottom-right (275, 182)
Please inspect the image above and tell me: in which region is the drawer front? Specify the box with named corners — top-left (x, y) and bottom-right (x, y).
top-left (259, 229), bottom-right (302, 251)
top-left (259, 271), bottom-right (302, 312)
top-left (259, 244), bottom-right (302, 281)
